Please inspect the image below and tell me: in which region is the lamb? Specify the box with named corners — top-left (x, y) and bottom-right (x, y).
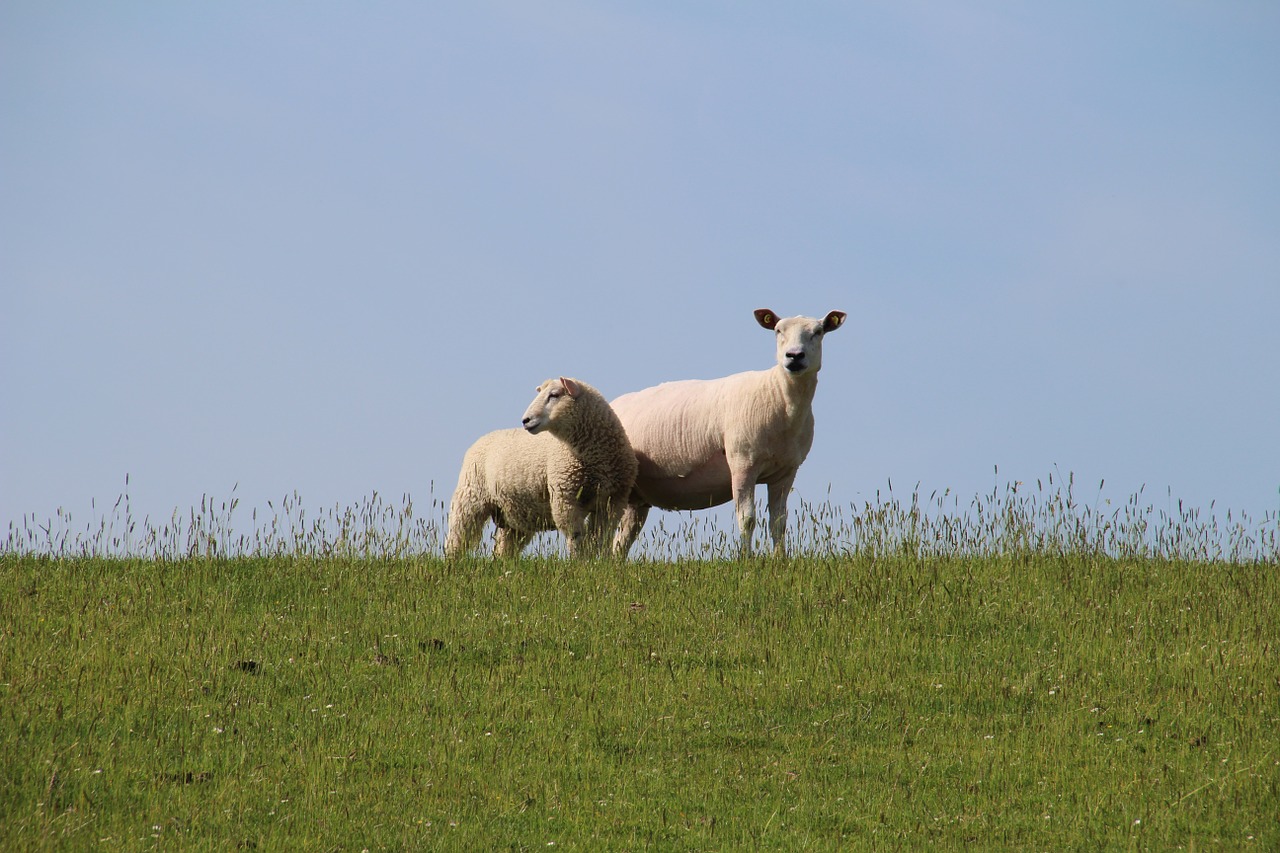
top-left (610, 308), bottom-right (847, 558)
top-left (445, 377), bottom-right (638, 559)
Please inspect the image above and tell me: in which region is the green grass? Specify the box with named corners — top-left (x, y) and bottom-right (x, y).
top-left (3, 546), bottom-right (1278, 850)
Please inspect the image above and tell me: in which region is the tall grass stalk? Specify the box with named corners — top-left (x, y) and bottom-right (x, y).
top-left (6, 471), bottom-right (1277, 564)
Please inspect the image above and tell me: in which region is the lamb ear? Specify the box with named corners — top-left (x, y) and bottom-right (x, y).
top-left (559, 377), bottom-right (580, 398)
top-left (754, 308), bottom-right (780, 330)
top-left (823, 311), bottom-right (847, 332)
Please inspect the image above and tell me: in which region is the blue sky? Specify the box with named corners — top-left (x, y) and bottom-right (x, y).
top-left (3, 2), bottom-right (1278, 545)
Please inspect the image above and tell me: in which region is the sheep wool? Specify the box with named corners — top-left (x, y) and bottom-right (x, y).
top-left (446, 377), bottom-right (638, 559)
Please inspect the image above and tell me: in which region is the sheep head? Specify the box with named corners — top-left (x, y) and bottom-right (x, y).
top-left (521, 377), bottom-right (580, 434)
top-left (754, 308), bottom-right (846, 376)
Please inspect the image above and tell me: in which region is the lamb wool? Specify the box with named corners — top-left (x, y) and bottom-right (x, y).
top-left (446, 377), bottom-right (637, 559)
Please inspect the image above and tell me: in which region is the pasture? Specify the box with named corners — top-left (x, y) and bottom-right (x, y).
top-left (3, 484), bottom-right (1278, 849)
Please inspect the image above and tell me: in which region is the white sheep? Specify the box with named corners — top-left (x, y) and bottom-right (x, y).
top-left (610, 308), bottom-right (847, 558)
top-left (445, 377), bottom-right (638, 559)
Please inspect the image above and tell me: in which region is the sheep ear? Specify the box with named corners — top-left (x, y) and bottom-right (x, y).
top-left (823, 311), bottom-right (847, 332)
top-left (559, 377), bottom-right (580, 398)
top-left (754, 308), bottom-right (779, 330)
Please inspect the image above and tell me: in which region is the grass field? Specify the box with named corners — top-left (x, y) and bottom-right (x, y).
top-left (3, 482), bottom-right (1278, 849)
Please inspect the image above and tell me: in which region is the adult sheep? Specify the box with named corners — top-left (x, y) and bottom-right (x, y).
top-left (445, 377), bottom-right (638, 559)
top-left (611, 308), bottom-right (846, 558)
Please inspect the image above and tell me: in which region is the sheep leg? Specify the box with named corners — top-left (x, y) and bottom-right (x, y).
top-left (445, 499), bottom-right (488, 557)
top-left (582, 511), bottom-right (610, 559)
top-left (587, 496), bottom-right (629, 559)
top-left (550, 493), bottom-right (589, 559)
top-left (613, 501), bottom-right (649, 558)
top-left (494, 526), bottom-right (533, 558)
top-left (561, 523), bottom-right (588, 558)
top-left (731, 468), bottom-right (760, 557)
top-left (583, 512), bottom-right (604, 555)
top-left (766, 476), bottom-right (795, 557)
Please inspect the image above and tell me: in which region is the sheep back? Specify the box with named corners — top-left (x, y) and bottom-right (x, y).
top-left (451, 428), bottom-right (560, 533)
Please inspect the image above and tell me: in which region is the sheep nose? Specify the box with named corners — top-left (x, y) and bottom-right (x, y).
top-left (521, 417), bottom-right (533, 426)
top-left (786, 349), bottom-right (805, 361)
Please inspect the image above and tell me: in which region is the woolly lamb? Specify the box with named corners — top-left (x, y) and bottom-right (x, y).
top-left (445, 377), bottom-right (638, 559)
top-left (610, 308), bottom-right (847, 558)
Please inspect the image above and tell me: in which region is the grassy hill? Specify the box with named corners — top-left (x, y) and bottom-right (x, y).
top-left (4, 544), bottom-right (1277, 849)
